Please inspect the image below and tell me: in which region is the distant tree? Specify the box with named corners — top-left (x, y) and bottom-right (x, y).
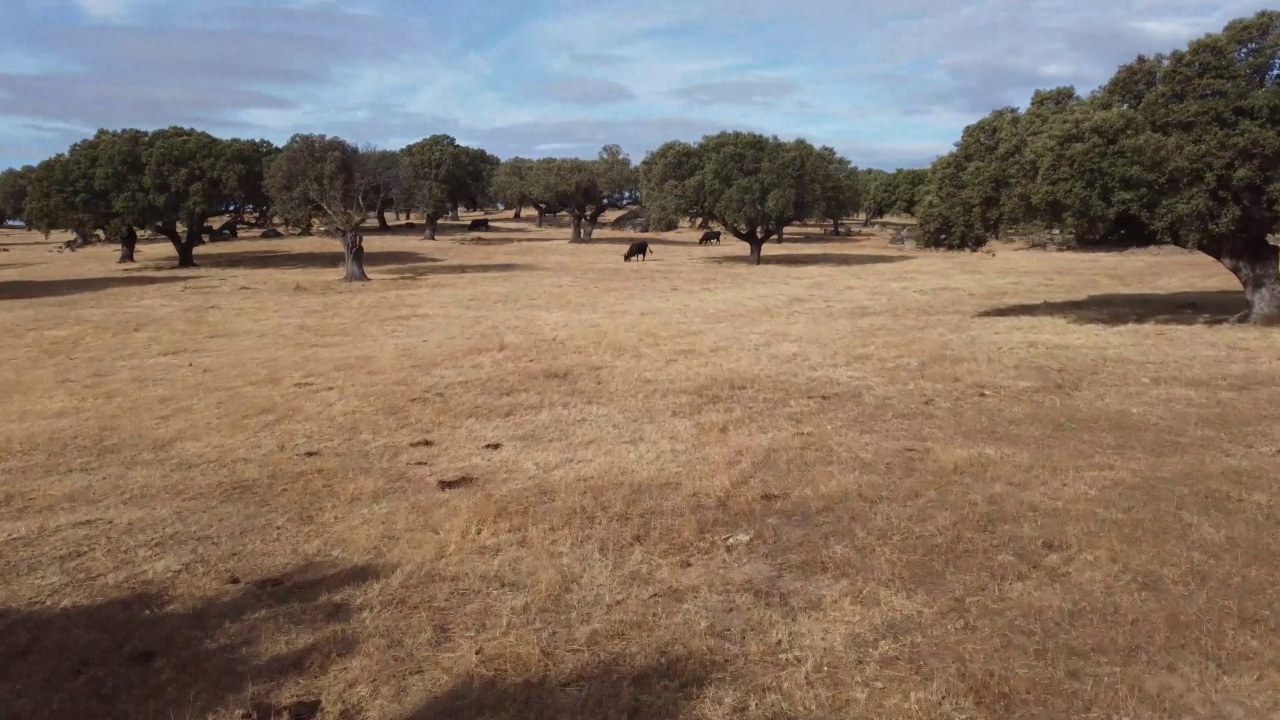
top-left (265, 134), bottom-right (373, 282)
top-left (220, 138), bottom-right (278, 228)
top-left (555, 145), bottom-right (638, 242)
top-left (0, 166), bottom-right (33, 226)
top-left (462, 147), bottom-right (501, 213)
top-left (399, 134), bottom-right (485, 240)
top-left (358, 146), bottom-right (400, 230)
top-left (523, 158), bottom-right (570, 228)
top-left (859, 169), bottom-right (891, 225)
top-left (493, 157), bottom-right (533, 219)
top-left (135, 127), bottom-right (236, 267)
top-left (641, 131), bottom-right (826, 264)
top-left (810, 151), bottom-right (861, 234)
top-left (23, 130), bottom-right (145, 260)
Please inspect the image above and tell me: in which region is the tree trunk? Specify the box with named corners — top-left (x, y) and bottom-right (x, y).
top-left (748, 240), bottom-right (765, 265)
top-left (394, 208), bottom-right (401, 221)
top-left (863, 214), bottom-right (872, 227)
top-left (449, 203), bottom-right (460, 221)
top-left (583, 219), bottom-right (597, 242)
top-left (777, 226), bottom-right (785, 243)
top-left (377, 206), bottom-right (390, 230)
top-left (832, 218), bottom-right (841, 235)
top-left (512, 204), bottom-right (523, 220)
top-left (178, 226), bottom-right (201, 267)
top-left (535, 208), bottom-right (546, 228)
top-left (342, 231), bottom-right (370, 282)
top-left (569, 215), bottom-right (585, 243)
top-left (1209, 236), bottom-right (1280, 324)
top-left (118, 227), bottom-right (137, 263)
top-left (423, 218), bottom-right (438, 241)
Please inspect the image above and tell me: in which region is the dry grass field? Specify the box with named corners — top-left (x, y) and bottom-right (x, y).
top-left (2, 212), bottom-right (1280, 720)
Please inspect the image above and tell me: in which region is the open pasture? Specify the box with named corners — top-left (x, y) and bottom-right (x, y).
top-left (2, 214), bottom-right (1280, 719)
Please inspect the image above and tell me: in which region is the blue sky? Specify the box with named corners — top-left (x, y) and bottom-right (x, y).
top-left (0, 0), bottom-right (1270, 170)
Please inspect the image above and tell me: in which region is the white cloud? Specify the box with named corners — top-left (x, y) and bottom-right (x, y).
top-left (75, 0), bottom-right (134, 18)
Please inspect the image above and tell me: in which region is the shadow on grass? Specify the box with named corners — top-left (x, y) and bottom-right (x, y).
top-left (194, 250), bottom-right (443, 271)
top-left (397, 651), bottom-right (719, 720)
top-left (979, 291), bottom-right (1246, 326)
top-left (578, 236), bottom-right (698, 248)
top-left (706, 252), bottom-right (912, 267)
top-left (0, 562), bottom-right (386, 720)
top-left (0, 274), bottom-right (187, 301)
top-left (388, 262), bottom-right (535, 279)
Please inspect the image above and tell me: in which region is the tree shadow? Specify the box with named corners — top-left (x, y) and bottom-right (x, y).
top-left (0, 562), bottom-right (387, 720)
top-left (979, 291), bottom-right (1246, 326)
top-left (582, 236), bottom-right (697, 248)
top-left (191, 250), bottom-right (444, 271)
top-left (388, 263), bottom-right (536, 279)
top-left (774, 231), bottom-right (875, 245)
top-left (398, 651), bottom-right (719, 720)
top-left (450, 236), bottom-right (563, 246)
top-left (0, 275), bottom-right (187, 301)
top-left (707, 252), bottom-right (912, 267)
top-left (435, 223), bottom-right (532, 236)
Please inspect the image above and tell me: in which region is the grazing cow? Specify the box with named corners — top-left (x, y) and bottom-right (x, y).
top-left (623, 241), bottom-right (652, 262)
top-left (468, 219), bottom-right (490, 231)
top-left (698, 230), bottom-right (722, 246)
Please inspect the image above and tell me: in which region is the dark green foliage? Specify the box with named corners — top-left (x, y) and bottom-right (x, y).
top-left (0, 166), bottom-right (33, 225)
top-left (398, 134), bottom-right (488, 238)
top-left (861, 168), bottom-right (928, 223)
top-left (919, 10), bottom-right (1280, 322)
top-left (265, 134), bottom-right (372, 281)
top-left (640, 131), bottom-right (842, 264)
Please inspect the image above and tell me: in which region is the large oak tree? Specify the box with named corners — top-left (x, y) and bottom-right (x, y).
top-left (265, 134), bottom-right (374, 282)
top-left (641, 131), bottom-right (839, 264)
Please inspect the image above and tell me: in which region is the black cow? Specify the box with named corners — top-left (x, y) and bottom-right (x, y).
top-left (623, 241), bottom-right (652, 262)
top-left (698, 230), bottom-right (722, 246)
top-left (468, 218), bottom-right (490, 231)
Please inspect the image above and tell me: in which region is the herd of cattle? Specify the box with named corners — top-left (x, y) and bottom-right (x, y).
top-left (623, 232), bottom-right (722, 262)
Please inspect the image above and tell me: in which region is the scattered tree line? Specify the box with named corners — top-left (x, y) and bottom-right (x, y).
top-left (2, 124), bottom-right (919, 275)
top-left (9, 12), bottom-right (1274, 312)
top-left (916, 10), bottom-right (1280, 323)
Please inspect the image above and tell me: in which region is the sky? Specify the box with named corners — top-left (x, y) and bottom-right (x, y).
top-left (0, 0), bottom-right (1271, 171)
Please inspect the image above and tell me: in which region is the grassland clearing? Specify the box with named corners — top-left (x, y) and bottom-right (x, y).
top-left (2, 214), bottom-right (1280, 719)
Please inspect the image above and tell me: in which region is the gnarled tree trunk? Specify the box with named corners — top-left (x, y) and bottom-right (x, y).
top-left (342, 231), bottom-right (370, 282)
top-left (569, 215), bottom-right (585, 243)
top-left (748, 240), bottom-right (765, 265)
top-left (118, 226), bottom-right (137, 263)
top-left (1207, 235), bottom-right (1280, 324)
top-left (777, 226), bottom-right (785, 243)
top-left (512, 204), bottom-right (523, 220)
top-left (423, 218), bottom-right (438, 241)
top-left (160, 224), bottom-right (199, 267)
top-left (832, 218), bottom-right (841, 235)
top-left (449, 203), bottom-right (460, 221)
top-left (377, 206), bottom-right (390, 230)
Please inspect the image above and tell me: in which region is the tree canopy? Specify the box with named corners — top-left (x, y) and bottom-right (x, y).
top-left (917, 9), bottom-right (1280, 323)
top-left (0, 166), bottom-right (33, 226)
top-left (640, 131), bottom-right (848, 263)
top-left (265, 133), bottom-right (373, 282)
top-left (398, 134), bottom-right (492, 239)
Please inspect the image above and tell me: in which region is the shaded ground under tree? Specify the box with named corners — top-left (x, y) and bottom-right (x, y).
top-left (979, 291), bottom-right (1247, 326)
top-left (705, 253), bottom-right (913, 268)
top-left (396, 651), bottom-right (720, 720)
top-left (0, 274), bottom-right (186, 301)
top-left (0, 562), bottom-right (386, 720)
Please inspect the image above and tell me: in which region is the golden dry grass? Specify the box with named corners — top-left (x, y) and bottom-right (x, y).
top-left (2, 213), bottom-right (1280, 719)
